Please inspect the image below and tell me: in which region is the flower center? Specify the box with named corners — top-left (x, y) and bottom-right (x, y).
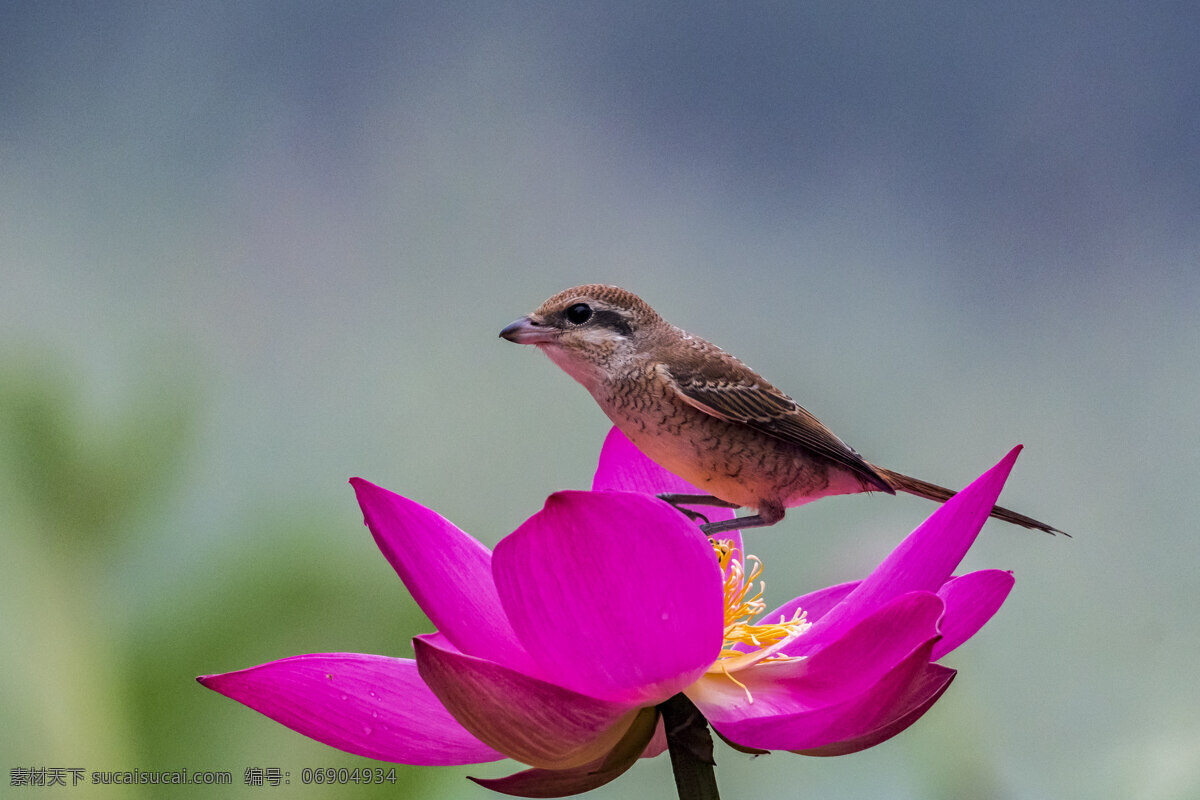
top-left (707, 539), bottom-right (810, 701)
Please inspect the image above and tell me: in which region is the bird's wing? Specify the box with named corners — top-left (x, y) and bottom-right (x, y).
top-left (659, 353), bottom-right (894, 494)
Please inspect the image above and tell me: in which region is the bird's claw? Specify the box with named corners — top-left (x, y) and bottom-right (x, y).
top-left (676, 506), bottom-right (712, 525)
top-left (655, 494), bottom-right (711, 526)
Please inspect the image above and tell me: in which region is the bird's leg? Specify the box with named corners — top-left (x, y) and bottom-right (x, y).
top-left (655, 493), bottom-right (740, 525)
top-left (699, 501), bottom-right (785, 537)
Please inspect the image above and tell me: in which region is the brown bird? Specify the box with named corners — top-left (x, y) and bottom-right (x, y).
top-left (500, 284), bottom-right (1062, 537)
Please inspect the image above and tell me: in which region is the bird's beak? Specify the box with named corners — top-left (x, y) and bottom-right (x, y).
top-left (499, 316), bottom-right (557, 344)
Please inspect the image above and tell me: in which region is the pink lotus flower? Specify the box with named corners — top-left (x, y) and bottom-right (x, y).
top-left (199, 428), bottom-right (1017, 797)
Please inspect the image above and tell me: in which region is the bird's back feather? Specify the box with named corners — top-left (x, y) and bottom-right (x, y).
top-left (658, 342), bottom-right (894, 494)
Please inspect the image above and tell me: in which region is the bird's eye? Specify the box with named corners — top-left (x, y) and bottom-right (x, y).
top-left (564, 303), bottom-right (593, 325)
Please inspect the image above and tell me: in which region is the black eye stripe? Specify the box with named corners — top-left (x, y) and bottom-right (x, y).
top-left (557, 304), bottom-right (633, 337)
top-left (588, 309), bottom-right (633, 337)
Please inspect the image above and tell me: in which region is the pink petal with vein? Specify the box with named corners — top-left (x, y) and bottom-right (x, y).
top-left (470, 759), bottom-right (634, 799)
top-left (798, 448), bottom-right (1020, 650)
top-left (197, 653), bottom-right (503, 765)
top-left (414, 635), bottom-right (641, 770)
top-left (468, 706), bottom-right (660, 798)
top-left (350, 479), bottom-right (531, 671)
top-left (494, 490), bottom-right (724, 705)
top-left (932, 569), bottom-right (1015, 660)
top-left (793, 664), bottom-right (957, 756)
top-left (706, 640), bottom-right (940, 752)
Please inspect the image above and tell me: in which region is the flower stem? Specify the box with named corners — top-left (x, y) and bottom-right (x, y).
top-left (659, 693), bottom-right (720, 800)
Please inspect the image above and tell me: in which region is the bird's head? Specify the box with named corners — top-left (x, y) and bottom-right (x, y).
top-left (499, 284), bottom-right (665, 391)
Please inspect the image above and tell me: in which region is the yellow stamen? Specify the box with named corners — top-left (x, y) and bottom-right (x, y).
top-left (708, 539), bottom-right (811, 702)
top-left (720, 661), bottom-right (753, 705)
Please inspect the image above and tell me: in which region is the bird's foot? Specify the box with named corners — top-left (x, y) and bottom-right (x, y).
top-left (656, 493), bottom-right (741, 531)
top-left (698, 501), bottom-right (785, 537)
top-left (672, 506), bottom-right (711, 525)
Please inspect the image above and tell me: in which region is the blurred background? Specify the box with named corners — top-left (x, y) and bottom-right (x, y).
top-left (2, 2), bottom-right (1197, 798)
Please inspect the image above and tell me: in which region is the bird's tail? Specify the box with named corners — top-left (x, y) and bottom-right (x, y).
top-left (873, 466), bottom-right (1065, 536)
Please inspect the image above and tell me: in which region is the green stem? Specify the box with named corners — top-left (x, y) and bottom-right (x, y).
top-left (659, 693), bottom-right (720, 800)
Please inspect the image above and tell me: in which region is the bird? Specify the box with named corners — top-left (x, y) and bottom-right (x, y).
top-left (499, 283), bottom-right (1062, 537)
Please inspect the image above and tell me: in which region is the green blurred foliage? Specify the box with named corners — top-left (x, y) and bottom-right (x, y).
top-left (0, 355), bottom-right (461, 798)
top-left (0, 353), bottom-right (194, 544)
